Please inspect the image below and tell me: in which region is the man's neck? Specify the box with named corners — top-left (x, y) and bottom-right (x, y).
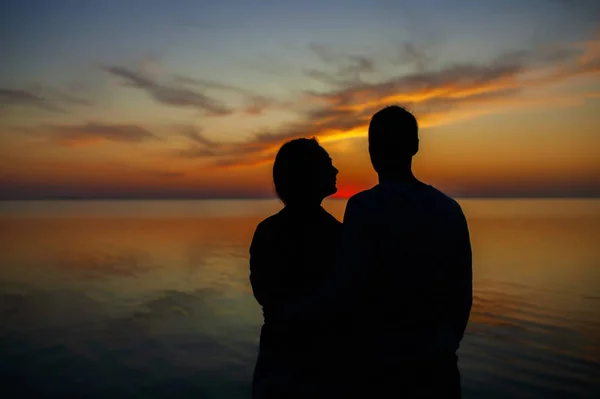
top-left (378, 169), bottom-right (420, 184)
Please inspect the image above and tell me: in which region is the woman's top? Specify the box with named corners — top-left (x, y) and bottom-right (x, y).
top-left (249, 205), bottom-right (342, 358)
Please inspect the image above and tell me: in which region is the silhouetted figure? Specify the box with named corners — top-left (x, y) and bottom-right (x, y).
top-left (334, 106), bottom-right (472, 398)
top-left (283, 106), bottom-right (473, 398)
top-left (249, 138), bottom-right (342, 399)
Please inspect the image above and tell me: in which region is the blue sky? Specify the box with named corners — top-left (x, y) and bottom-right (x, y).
top-left (3, 0), bottom-right (597, 86)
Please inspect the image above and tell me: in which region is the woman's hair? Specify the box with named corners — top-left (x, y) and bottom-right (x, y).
top-left (272, 137), bottom-right (323, 204)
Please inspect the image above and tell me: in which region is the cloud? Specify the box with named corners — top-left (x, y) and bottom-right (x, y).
top-left (212, 152), bottom-right (274, 169)
top-left (40, 122), bottom-right (161, 147)
top-left (172, 75), bottom-right (247, 95)
top-left (148, 171), bottom-right (186, 179)
top-left (103, 66), bottom-right (233, 116)
top-left (243, 95), bottom-right (274, 115)
top-left (0, 84), bottom-right (94, 114)
top-left (174, 75), bottom-right (276, 115)
top-left (0, 88), bottom-right (63, 112)
top-left (104, 66), bottom-right (278, 116)
top-left (39, 87), bottom-right (94, 107)
top-left (172, 60), bottom-right (524, 165)
top-left (180, 126), bottom-right (218, 148)
top-left (175, 126), bottom-right (265, 161)
top-left (171, 36), bottom-right (600, 169)
top-left (304, 43), bottom-right (376, 87)
top-left (384, 42), bottom-right (435, 73)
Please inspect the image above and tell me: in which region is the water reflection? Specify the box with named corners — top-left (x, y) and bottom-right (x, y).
top-left (0, 199), bottom-right (599, 398)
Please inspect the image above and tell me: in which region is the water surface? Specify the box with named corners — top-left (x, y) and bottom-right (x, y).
top-left (1, 199), bottom-right (599, 398)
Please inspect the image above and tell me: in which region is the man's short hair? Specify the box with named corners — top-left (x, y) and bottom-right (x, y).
top-left (368, 105), bottom-right (419, 157)
top-left (368, 106), bottom-right (419, 174)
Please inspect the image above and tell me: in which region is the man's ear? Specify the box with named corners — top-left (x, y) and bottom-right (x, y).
top-left (411, 138), bottom-right (419, 156)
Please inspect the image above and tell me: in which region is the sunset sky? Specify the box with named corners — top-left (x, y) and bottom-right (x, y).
top-left (1, 0), bottom-right (599, 199)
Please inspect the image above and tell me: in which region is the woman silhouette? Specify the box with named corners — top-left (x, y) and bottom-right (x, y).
top-left (249, 138), bottom-right (342, 398)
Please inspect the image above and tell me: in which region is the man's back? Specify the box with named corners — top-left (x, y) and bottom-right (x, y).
top-left (332, 105), bottom-right (471, 398)
top-left (339, 180), bottom-right (472, 360)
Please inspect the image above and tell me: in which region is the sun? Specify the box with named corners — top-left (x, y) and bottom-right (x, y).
top-left (332, 185), bottom-right (362, 199)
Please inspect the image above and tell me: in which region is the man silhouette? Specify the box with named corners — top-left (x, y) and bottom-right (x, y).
top-left (330, 105), bottom-right (473, 397)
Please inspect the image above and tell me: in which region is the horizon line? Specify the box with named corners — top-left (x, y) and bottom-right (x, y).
top-left (1, 195), bottom-right (599, 201)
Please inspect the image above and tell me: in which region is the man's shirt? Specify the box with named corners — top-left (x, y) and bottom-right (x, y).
top-left (332, 180), bottom-right (472, 357)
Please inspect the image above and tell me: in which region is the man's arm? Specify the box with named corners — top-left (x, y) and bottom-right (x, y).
top-left (451, 210), bottom-right (473, 345)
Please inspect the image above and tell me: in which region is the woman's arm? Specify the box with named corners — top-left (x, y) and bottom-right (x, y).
top-left (249, 221), bottom-right (278, 308)
top-left (250, 220), bottom-right (297, 315)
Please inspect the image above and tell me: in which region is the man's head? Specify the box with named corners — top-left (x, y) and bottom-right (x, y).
top-left (368, 106), bottom-right (419, 176)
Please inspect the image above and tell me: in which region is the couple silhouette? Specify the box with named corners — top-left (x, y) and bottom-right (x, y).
top-left (250, 106), bottom-right (473, 398)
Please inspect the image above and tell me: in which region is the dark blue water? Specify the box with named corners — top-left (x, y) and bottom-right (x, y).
top-left (1, 199), bottom-right (599, 398)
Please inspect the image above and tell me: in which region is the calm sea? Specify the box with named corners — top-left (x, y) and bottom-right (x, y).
top-left (0, 199), bottom-right (599, 398)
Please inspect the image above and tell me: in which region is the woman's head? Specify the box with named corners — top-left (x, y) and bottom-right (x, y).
top-left (273, 138), bottom-right (338, 205)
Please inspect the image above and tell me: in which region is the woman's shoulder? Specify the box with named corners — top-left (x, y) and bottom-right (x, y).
top-left (251, 214), bottom-right (280, 255)
top-left (254, 212), bottom-right (276, 228)
top-left (252, 211), bottom-right (288, 240)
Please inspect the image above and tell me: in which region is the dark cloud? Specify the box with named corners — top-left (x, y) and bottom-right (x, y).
top-left (171, 38), bottom-right (599, 169)
top-left (171, 57), bottom-right (517, 164)
top-left (304, 43), bottom-right (376, 87)
top-left (41, 122), bottom-right (160, 146)
top-left (0, 176), bottom-right (272, 199)
top-left (176, 126), bottom-right (222, 158)
top-left (145, 170), bottom-right (186, 179)
top-left (396, 42), bottom-right (432, 72)
top-left (248, 60), bottom-right (525, 146)
top-left (172, 75), bottom-right (247, 95)
top-left (103, 66), bottom-right (233, 116)
top-left (176, 126), bottom-right (263, 163)
top-left (0, 88), bottom-right (63, 112)
top-left (0, 85), bottom-right (94, 114)
top-left (239, 51), bottom-right (299, 77)
top-left (176, 139), bottom-right (263, 161)
top-left (309, 43), bottom-right (375, 72)
top-left (41, 87), bottom-right (94, 107)
top-left (174, 125), bottom-right (269, 166)
top-left (212, 153), bottom-right (274, 169)
top-left (243, 95), bottom-right (274, 115)
top-left (174, 75), bottom-right (276, 115)
top-left (107, 68), bottom-right (277, 116)
top-left (177, 146), bottom-right (220, 158)
top-left (180, 126), bottom-right (218, 148)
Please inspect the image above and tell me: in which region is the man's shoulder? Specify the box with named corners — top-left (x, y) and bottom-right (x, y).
top-left (425, 186), bottom-right (468, 228)
top-left (349, 183), bottom-right (458, 203)
top-left (347, 187), bottom-right (379, 209)
top-left (343, 188), bottom-right (383, 222)
top-left (426, 185), bottom-right (463, 210)
top-left (349, 185), bottom-right (380, 201)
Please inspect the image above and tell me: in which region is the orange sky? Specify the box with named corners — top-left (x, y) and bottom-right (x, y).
top-left (1, 3), bottom-right (599, 199)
